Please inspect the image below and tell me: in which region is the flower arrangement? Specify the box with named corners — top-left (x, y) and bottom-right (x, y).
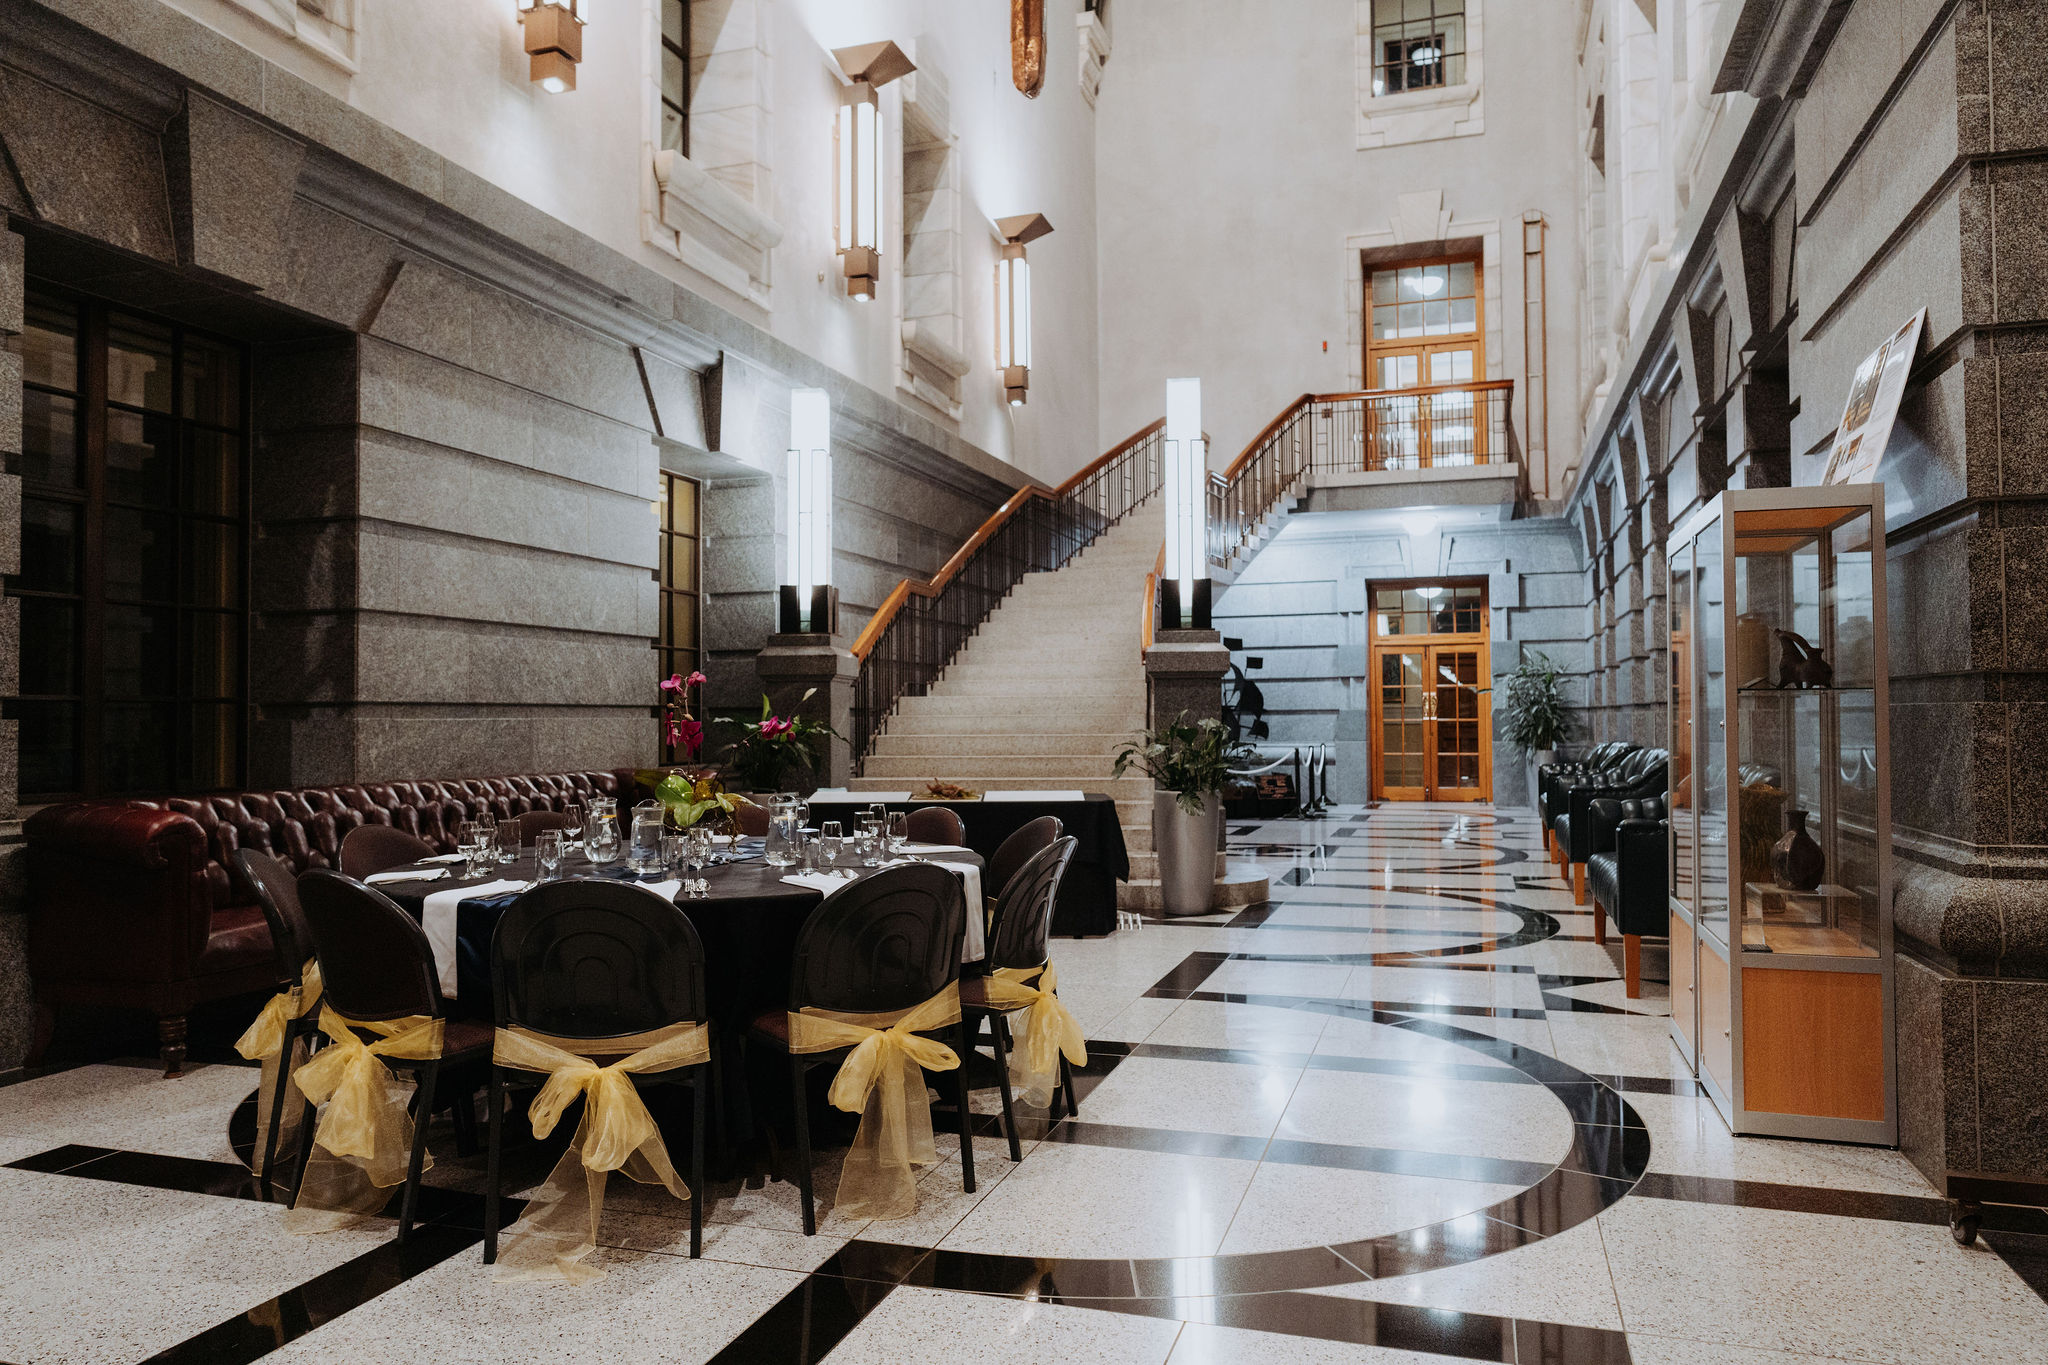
top-left (915, 779), bottom-right (980, 801)
top-left (719, 690), bottom-right (837, 791)
top-left (659, 670), bottom-right (709, 760)
top-left (652, 770), bottom-right (746, 831)
top-left (1113, 713), bottom-right (1254, 815)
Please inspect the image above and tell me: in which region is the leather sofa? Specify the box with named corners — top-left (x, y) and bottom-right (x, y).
top-left (1585, 795), bottom-right (1667, 997)
top-left (1551, 748), bottom-right (1668, 912)
top-left (24, 767), bottom-right (631, 1076)
top-left (1538, 742), bottom-right (1639, 851)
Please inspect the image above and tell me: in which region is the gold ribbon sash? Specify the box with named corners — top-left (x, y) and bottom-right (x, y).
top-left (489, 1022), bottom-right (712, 1284)
top-left (787, 982), bottom-right (962, 1221)
top-left (286, 1007), bottom-right (445, 1233)
top-left (977, 963), bottom-right (1086, 1108)
top-left (233, 960), bottom-right (323, 1177)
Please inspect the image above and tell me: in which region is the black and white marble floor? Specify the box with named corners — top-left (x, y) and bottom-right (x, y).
top-left (4, 803), bottom-right (2047, 1364)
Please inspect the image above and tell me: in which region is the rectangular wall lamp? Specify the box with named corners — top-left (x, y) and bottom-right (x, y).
top-left (995, 213), bottom-right (1053, 406)
top-left (781, 388), bottom-right (837, 634)
top-left (517, 0), bottom-right (585, 93)
top-left (831, 42), bottom-right (916, 301)
top-left (1161, 376), bottom-right (1211, 630)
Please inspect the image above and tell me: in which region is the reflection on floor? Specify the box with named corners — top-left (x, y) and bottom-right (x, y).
top-left (4, 803), bottom-right (2046, 1364)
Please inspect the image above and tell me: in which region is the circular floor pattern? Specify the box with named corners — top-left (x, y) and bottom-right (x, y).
top-left (229, 809), bottom-right (1649, 1310)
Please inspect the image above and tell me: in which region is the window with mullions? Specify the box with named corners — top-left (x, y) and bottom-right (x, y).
top-left (657, 471), bottom-right (702, 687)
top-left (1371, 0), bottom-right (1467, 94)
top-left (9, 293), bottom-right (249, 800)
top-left (1375, 583), bottom-right (1484, 637)
top-left (660, 0), bottom-right (691, 154)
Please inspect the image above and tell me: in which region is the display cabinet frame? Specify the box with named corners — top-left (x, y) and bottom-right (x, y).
top-left (1666, 484), bottom-right (1895, 1144)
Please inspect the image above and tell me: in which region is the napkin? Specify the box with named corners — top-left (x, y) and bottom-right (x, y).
top-left (639, 879), bottom-right (684, 901)
top-left (985, 790), bottom-right (1084, 802)
top-left (934, 862), bottom-right (985, 961)
top-left (420, 852), bottom-right (468, 864)
top-left (422, 879), bottom-right (530, 996)
top-left (366, 867), bottom-right (444, 885)
top-left (901, 842), bottom-right (972, 855)
top-left (781, 871), bottom-right (858, 895)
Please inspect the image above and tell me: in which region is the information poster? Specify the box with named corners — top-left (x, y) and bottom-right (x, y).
top-left (1822, 308), bottom-right (1926, 486)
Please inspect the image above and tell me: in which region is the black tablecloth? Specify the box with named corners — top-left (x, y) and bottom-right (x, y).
top-left (807, 794), bottom-right (1127, 935)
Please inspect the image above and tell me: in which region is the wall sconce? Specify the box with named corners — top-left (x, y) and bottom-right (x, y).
top-left (781, 388), bottom-right (837, 634)
top-left (1161, 377), bottom-right (1211, 629)
top-left (516, 0), bottom-right (585, 93)
top-left (995, 213), bottom-right (1053, 406)
top-left (831, 42), bottom-right (916, 301)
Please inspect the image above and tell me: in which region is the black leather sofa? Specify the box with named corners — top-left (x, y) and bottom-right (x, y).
top-left (1585, 795), bottom-right (1667, 997)
top-left (1552, 749), bottom-right (1668, 912)
top-left (1537, 742), bottom-right (1638, 841)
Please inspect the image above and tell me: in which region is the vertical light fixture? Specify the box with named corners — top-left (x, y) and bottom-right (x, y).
top-left (995, 213), bottom-right (1053, 406)
top-left (516, 0), bottom-right (585, 93)
top-left (1161, 377), bottom-right (1211, 629)
top-left (831, 42), bottom-right (917, 301)
top-left (781, 388), bottom-right (836, 634)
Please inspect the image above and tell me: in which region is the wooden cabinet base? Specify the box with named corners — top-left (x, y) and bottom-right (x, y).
top-left (1740, 966), bottom-right (1886, 1121)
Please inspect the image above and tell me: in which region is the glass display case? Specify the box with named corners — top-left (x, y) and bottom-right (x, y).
top-left (1666, 486), bottom-right (1894, 1143)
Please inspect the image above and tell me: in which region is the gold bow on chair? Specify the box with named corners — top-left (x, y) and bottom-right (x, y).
top-left (977, 963), bottom-right (1086, 1108)
top-left (489, 1023), bottom-right (712, 1284)
top-left (233, 960), bottom-right (323, 1177)
top-left (788, 983), bottom-right (962, 1221)
top-left (285, 1007), bottom-right (445, 1233)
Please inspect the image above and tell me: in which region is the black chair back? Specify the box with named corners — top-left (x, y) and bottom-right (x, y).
top-left (338, 825), bottom-right (436, 880)
top-left (297, 870), bottom-right (445, 1023)
top-left (987, 816), bottom-right (1063, 899)
top-left (986, 836), bottom-right (1077, 972)
top-left (491, 881), bottom-right (708, 1039)
top-left (788, 863), bottom-right (965, 1016)
top-left (233, 848), bottom-right (315, 988)
top-left (905, 807), bottom-right (967, 846)
top-left (513, 810), bottom-right (579, 847)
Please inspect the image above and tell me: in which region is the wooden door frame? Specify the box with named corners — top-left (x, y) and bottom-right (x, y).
top-left (1368, 577), bottom-right (1493, 802)
top-left (1363, 250), bottom-right (1486, 394)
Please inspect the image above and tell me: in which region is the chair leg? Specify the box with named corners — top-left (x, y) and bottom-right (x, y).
top-left (1624, 935), bottom-right (1642, 999)
top-left (1572, 863), bottom-right (1588, 907)
top-left (484, 1065), bottom-right (504, 1264)
top-left (449, 1081), bottom-right (479, 1157)
top-left (789, 1058), bottom-right (816, 1236)
top-left (158, 1014), bottom-right (188, 1078)
top-left (399, 1061), bottom-right (438, 1243)
top-left (1592, 895), bottom-right (1607, 945)
top-left (259, 1021), bottom-right (298, 1201)
top-left (689, 1067), bottom-right (706, 1259)
top-left (980, 1009), bottom-right (1022, 1163)
top-left (953, 1023), bottom-right (976, 1195)
top-left (1059, 1052), bottom-right (1079, 1120)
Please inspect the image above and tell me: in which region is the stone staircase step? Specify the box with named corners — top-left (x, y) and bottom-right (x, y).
top-left (871, 731), bottom-right (1138, 756)
top-left (1127, 849), bottom-right (1230, 879)
top-left (932, 679), bottom-right (1149, 699)
top-left (846, 774), bottom-right (1153, 798)
top-left (1116, 862), bottom-right (1270, 913)
top-left (860, 754), bottom-right (1119, 779)
top-left (896, 695), bottom-right (1146, 720)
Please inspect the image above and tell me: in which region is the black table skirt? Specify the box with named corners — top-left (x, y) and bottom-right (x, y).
top-left (808, 794), bottom-right (1128, 936)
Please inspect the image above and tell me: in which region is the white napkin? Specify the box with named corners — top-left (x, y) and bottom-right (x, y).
top-left (420, 852), bottom-right (468, 864)
top-left (638, 879), bottom-right (684, 901)
top-left (781, 871), bottom-right (858, 895)
top-left (820, 792), bottom-right (911, 803)
top-left (985, 790), bottom-right (1085, 802)
top-left (421, 879), bottom-right (529, 996)
top-left (934, 862), bottom-right (986, 962)
top-left (366, 867), bottom-right (444, 885)
top-left (901, 842), bottom-right (973, 855)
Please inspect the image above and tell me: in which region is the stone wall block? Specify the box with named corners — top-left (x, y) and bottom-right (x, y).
top-left (0, 70), bottom-right (173, 261)
top-left (164, 91), bottom-right (306, 291)
top-left (369, 256), bottom-right (477, 367)
top-left (1987, 0), bottom-right (2048, 153)
top-left (0, 228), bottom-right (21, 335)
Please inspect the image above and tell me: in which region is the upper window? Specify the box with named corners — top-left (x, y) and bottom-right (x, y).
top-left (1371, 0), bottom-right (1467, 95)
top-left (656, 470), bottom-right (702, 685)
top-left (660, 0), bottom-right (690, 155)
top-left (9, 292), bottom-right (250, 801)
top-left (1365, 255), bottom-right (1483, 390)
top-left (1374, 583), bottom-right (1485, 638)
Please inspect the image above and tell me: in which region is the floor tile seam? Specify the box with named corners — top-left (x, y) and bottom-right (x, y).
top-left (1205, 1059), bottom-right (1313, 1261)
top-left (1035, 1118), bottom-right (1546, 1186)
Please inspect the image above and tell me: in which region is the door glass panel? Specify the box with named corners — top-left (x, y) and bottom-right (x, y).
top-left (1379, 650), bottom-right (1427, 790)
top-left (1433, 648), bottom-right (1483, 791)
top-left (1697, 519), bottom-right (1729, 946)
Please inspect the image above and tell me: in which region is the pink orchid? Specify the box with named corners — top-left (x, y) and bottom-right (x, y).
top-left (684, 671), bottom-right (707, 688)
top-left (659, 673), bottom-right (684, 693)
top-left (759, 715), bottom-right (793, 738)
top-left (674, 717), bottom-right (704, 757)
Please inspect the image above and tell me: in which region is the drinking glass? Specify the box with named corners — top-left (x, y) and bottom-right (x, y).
top-left (860, 816), bottom-right (885, 866)
top-left (687, 825), bottom-right (714, 874)
top-left (457, 821), bottom-right (488, 877)
top-left (887, 812), bottom-right (909, 855)
top-left (534, 829), bottom-right (564, 881)
top-left (764, 795), bottom-right (802, 868)
top-left (818, 820), bottom-right (843, 870)
top-left (629, 803), bottom-right (665, 875)
top-left (661, 830), bottom-right (687, 873)
top-left (562, 803), bottom-right (584, 847)
top-left (496, 819), bottom-right (520, 865)
top-left (585, 810), bottom-right (621, 866)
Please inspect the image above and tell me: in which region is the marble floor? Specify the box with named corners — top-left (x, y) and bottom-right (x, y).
top-left (4, 803), bottom-right (2047, 1364)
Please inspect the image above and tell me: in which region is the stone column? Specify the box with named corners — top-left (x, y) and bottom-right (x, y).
top-left (0, 226), bottom-right (26, 1070)
top-left (755, 633), bottom-right (859, 790)
top-left (1145, 628), bottom-right (1229, 728)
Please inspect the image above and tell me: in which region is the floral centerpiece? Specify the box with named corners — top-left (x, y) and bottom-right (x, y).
top-left (636, 670), bottom-right (746, 830)
top-left (659, 670), bottom-right (708, 761)
top-left (719, 690), bottom-right (837, 791)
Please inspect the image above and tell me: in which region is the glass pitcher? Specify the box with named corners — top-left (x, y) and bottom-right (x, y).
top-left (585, 796), bottom-right (620, 866)
top-left (763, 794), bottom-right (803, 867)
top-left (628, 801), bottom-right (665, 875)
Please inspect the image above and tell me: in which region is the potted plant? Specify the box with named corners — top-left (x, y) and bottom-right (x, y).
top-left (717, 690), bottom-right (837, 793)
top-left (1114, 714), bottom-right (1252, 917)
top-left (1497, 650), bottom-right (1575, 811)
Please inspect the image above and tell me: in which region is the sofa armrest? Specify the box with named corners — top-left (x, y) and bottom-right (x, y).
top-left (25, 801), bottom-right (215, 983)
top-left (1615, 819), bottom-right (1669, 890)
top-left (25, 801), bottom-right (207, 870)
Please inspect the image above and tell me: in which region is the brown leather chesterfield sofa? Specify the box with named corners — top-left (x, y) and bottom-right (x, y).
top-left (24, 768), bottom-right (633, 1076)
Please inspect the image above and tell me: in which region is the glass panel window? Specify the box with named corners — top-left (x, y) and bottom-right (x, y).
top-left (661, 0), bottom-right (690, 155)
top-left (6, 290), bottom-right (248, 799)
top-left (1371, 0), bottom-right (1468, 95)
top-left (656, 472), bottom-right (704, 750)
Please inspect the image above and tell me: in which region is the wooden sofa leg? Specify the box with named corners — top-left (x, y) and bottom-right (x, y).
top-left (1624, 935), bottom-right (1642, 998)
top-left (158, 1015), bottom-right (188, 1078)
top-left (1572, 863), bottom-right (1588, 907)
top-left (1592, 898), bottom-right (1606, 944)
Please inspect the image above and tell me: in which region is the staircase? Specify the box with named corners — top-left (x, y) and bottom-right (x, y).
top-left (852, 501), bottom-right (1268, 913)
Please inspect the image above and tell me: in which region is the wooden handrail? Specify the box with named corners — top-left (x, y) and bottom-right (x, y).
top-left (1140, 540), bottom-right (1164, 652)
top-left (850, 418), bottom-right (1168, 660)
top-left (1218, 380), bottom-right (1516, 481)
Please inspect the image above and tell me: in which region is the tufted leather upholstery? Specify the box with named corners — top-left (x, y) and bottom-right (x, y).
top-left (1538, 742), bottom-right (1639, 827)
top-left (24, 767), bottom-right (632, 1074)
top-left (1586, 795), bottom-right (1670, 997)
top-left (1552, 749), bottom-right (1668, 864)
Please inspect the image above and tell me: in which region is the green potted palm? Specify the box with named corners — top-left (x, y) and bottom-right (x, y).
top-left (1115, 714), bottom-right (1253, 916)
top-left (1497, 651), bottom-right (1575, 811)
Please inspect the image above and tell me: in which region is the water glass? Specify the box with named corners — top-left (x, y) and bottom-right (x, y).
top-left (764, 794), bottom-right (803, 868)
top-left (535, 829), bottom-right (564, 881)
top-left (457, 821), bottom-right (489, 877)
top-left (859, 816), bottom-right (885, 866)
top-left (496, 820), bottom-right (519, 864)
top-left (686, 825), bottom-right (714, 873)
top-left (661, 830), bottom-right (687, 873)
top-left (562, 803), bottom-right (584, 846)
top-left (818, 821), bottom-right (843, 870)
top-left (629, 803), bottom-right (665, 875)
top-left (887, 812), bottom-right (909, 855)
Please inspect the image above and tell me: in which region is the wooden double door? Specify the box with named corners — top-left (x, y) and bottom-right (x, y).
top-left (1368, 581), bottom-right (1491, 801)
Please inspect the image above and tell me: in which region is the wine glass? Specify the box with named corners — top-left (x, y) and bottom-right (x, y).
top-left (687, 825), bottom-right (714, 875)
top-left (534, 829), bottom-right (564, 881)
top-left (818, 820), bottom-right (843, 871)
top-left (887, 811), bottom-right (910, 855)
top-left (562, 802), bottom-right (584, 847)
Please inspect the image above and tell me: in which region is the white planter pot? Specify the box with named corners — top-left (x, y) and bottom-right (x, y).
top-left (1154, 789), bottom-right (1223, 917)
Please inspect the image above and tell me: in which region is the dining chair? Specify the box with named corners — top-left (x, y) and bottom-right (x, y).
top-left (904, 806), bottom-right (967, 846)
top-left (337, 825), bottom-right (436, 880)
top-left (731, 800), bottom-right (771, 837)
top-left (957, 836), bottom-right (1079, 1158)
top-left (296, 871), bottom-right (493, 1241)
top-left (231, 848), bottom-right (321, 1200)
top-left (746, 862), bottom-right (971, 1234)
top-left (513, 809), bottom-right (579, 847)
top-left (985, 815), bottom-right (1063, 901)
top-left (485, 880), bottom-right (720, 1261)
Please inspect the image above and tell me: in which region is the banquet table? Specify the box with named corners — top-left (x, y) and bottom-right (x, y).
top-left (806, 792), bottom-right (1128, 936)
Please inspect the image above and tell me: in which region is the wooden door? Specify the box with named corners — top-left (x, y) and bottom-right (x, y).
top-left (1369, 581), bottom-right (1491, 802)
top-left (1376, 648), bottom-right (1430, 800)
top-left (1428, 645), bottom-right (1488, 800)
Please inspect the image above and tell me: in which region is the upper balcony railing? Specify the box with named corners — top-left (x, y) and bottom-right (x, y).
top-left (850, 418), bottom-right (1166, 762)
top-left (1207, 379), bottom-right (1518, 571)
